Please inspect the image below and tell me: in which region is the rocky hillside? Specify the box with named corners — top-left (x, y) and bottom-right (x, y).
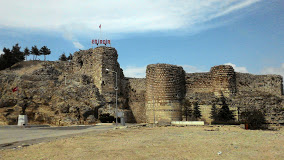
top-left (0, 60), bottom-right (105, 125)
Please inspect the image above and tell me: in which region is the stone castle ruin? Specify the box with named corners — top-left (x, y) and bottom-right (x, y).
top-left (0, 46), bottom-right (283, 125)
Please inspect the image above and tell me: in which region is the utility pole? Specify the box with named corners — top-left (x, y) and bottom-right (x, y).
top-left (106, 68), bottom-right (118, 126)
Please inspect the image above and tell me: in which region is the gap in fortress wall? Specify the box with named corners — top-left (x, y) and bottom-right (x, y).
top-left (0, 46), bottom-right (283, 125)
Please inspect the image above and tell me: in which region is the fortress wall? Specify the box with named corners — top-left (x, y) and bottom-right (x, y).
top-left (146, 64), bottom-right (185, 123)
top-left (185, 65), bottom-right (237, 97)
top-left (72, 48), bottom-right (103, 93)
top-left (73, 47), bottom-right (124, 102)
top-left (185, 72), bottom-right (213, 95)
top-left (101, 47), bottom-right (125, 102)
top-left (127, 78), bottom-right (146, 123)
top-left (210, 65), bottom-right (236, 97)
top-left (236, 73), bottom-right (283, 96)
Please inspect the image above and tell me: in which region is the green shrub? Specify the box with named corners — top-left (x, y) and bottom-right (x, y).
top-left (240, 108), bottom-right (267, 130)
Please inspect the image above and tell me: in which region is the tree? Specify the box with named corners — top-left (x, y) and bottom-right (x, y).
top-left (59, 53), bottom-right (67, 61)
top-left (31, 46), bottom-right (40, 60)
top-left (217, 98), bottom-right (235, 122)
top-left (67, 53), bottom-right (73, 61)
top-left (210, 104), bottom-right (218, 121)
top-left (11, 43), bottom-right (25, 62)
top-left (40, 46), bottom-right (51, 61)
top-left (0, 44), bottom-right (25, 70)
top-left (193, 102), bottom-right (202, 120)
top-left (240, 107), bottom-right (267, 130)
top-left (183, 100), bottom-right (193, 121)
top-left (24, 47), bottom-right (30, 61)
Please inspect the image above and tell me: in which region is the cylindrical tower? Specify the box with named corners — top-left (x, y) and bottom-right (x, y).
top-left (146, 64), bottom-right (185, 124)
top-left (210, 65), bottom-right (236, 97)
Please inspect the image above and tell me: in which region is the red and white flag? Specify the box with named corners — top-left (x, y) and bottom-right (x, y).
top-left (99, 24), bottom-right (101, 29)
top-left (12, 86), bottom-right (18, 92)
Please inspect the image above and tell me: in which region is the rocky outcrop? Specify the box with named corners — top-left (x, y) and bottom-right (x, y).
top-left (0, 60), bottom-right (105, 125)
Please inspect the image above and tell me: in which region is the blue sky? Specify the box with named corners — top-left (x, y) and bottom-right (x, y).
top-left (0, 0), bottom-right (283, 78)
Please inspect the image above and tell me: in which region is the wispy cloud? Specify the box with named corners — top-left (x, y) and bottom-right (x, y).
top-left (123, 66), bottom-right (146, 78)
top-left (182, 65), bottom-right (207, 73)
top-left (224, 62), bottom-right (249, 73)
top-left (0, 0), bottom-right (261, 35)
top-left (72, 41), bottom-right (84, 49)
top-left (261, 63), bottom-right (284, 78)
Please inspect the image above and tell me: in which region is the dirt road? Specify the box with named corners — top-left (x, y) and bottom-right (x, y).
top-left (0, 125), bottom-right (283, 160)
top-left (0, 125), bottom-right (114, 149)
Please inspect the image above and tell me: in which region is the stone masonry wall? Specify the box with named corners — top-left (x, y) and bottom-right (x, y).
top-left (236, 73), bottom-right (283, 97)
top-left (127, 78), bottom-right (146, 123)
top-left (210, 65), bottom-right (236, 97)
top-left (72, 47), bottom-right (127, 118)
top-left (185, 72), bottom-right (212, 94)
top-left (146, 64), bottom-right (185, 123)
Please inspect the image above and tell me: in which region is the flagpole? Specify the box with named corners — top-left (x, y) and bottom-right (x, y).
top-left (100, 24), bottom-right (101, 43)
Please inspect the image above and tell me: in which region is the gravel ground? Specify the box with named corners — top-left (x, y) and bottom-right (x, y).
top-left (0, 125), bottom-right (283, 160)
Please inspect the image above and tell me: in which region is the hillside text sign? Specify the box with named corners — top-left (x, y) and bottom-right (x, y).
top-left (92, 39), bottom-right (111, 45)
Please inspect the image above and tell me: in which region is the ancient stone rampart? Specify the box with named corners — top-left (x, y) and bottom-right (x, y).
top-left (185, 65), bottom-right (236, 98)
top-left (126, 78), bottom-right (146, 123)
top-left (211, 65), bottom-right (236, 97)
top-left (236, 73), bottom-right (283, 97)
top-left (185, 72), bottom-right (212, 94)
top-left (72, 47), bottom-right (125, 103)
top-left (145, 64), bottom-right (185, 123)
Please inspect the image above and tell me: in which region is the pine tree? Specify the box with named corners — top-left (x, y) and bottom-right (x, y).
top-left (217, 98), bottom-right (235, 122)
top-left (31, 46), bottom-right (40, 60)
top-left (11, 43), bottom-right (25, 62)
top-left (24, 47), bottom-right (30, 61)
top-left (40, 46), bottom-right (51, 61)
top-left (59, 53), bottom-right (67, 61)
top-left (210, 104), bottom-right (218, 121)
top-left (183, 100), bottom-right (193, 121)
top-left (0, 44), bottom-right (25, 70)
top-left (193, 102), bottom-right (202, 120)
top-left (67, 53), bottom-right (73, 61)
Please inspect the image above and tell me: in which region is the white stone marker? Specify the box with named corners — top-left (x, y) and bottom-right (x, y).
top-left (18, 115), bottom-right (28, 126)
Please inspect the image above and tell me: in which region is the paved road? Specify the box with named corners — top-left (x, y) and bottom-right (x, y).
top-left (0, 125), bottom-right (117, 149)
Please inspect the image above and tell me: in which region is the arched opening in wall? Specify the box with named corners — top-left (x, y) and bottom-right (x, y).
top-left (99, 113), bottom-right (115, 123)
top-left (102, 81), bottom-right (105, 86)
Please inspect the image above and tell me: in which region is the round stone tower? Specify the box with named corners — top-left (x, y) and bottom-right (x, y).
top-left (210, 65), bottom-right (236, 97)
top-left (146, 64), bottom-right (185, 124)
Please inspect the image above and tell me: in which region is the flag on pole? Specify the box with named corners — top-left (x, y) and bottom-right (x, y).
top-left (99, 24), bottom-right (101, 29)
top-left (12, 86), bottom-right (18, 92)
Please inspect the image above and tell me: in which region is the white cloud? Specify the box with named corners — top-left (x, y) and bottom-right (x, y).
top-left (123, 66), bottom-right (146, 78)
top-left (182, 65), bottom-right (207, 73)
top-left (0, 0), bottom-right (261, 36)
top-left (224, 62), bottom-right (249, 73)
top-left (261, 63), bottom-right (284, 78)
top-left (73, 41), bottom-right (84, 49)
top-left (0, 50), bottom-right (3, 56)
top-left (123, 64), bottom-right (208, 78)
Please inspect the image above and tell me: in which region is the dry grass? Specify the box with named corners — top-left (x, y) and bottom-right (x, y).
top-left (0, 125), bottom-right (283, 160)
